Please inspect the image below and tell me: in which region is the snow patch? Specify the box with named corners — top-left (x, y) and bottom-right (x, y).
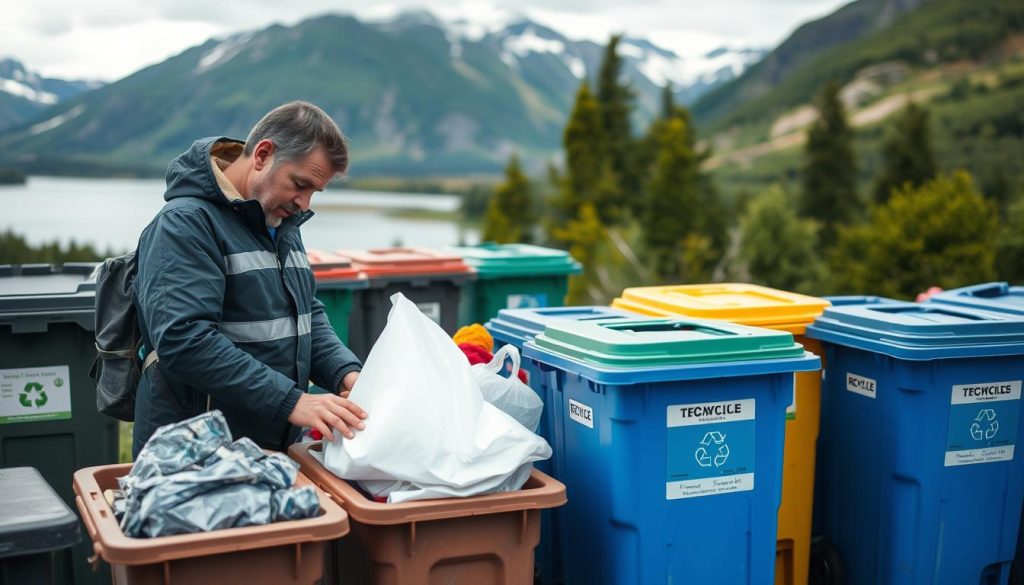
top-left (28, 104), bottom-right (85, 135)
top-left (617, 42), bottom-right (646, 59)
top-left (564, 55), bottom-right (585, 79)
top-left (0, 78), bottom-right (58, 105)
top-left (504, 28), bottom-right (565, 57)
top-left (196, 33), bottom-right (252, 73)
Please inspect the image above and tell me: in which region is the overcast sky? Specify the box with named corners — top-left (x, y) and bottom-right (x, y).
top-left (2, 0), bottom-right (852, 82)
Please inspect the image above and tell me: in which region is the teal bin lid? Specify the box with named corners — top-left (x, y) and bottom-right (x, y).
top-left (0, 264), bottom-right (98, 333)
top-left (525, 317), bottom-right (818, 384)
top-left (807, 301), bottom-right (1024, 359)
top-left (447, 243), bottom-right (582, 278)
top-left (535, 316), bottom-right (807, 367)
top-left (486, 306), bottom-right (639, 345)
top-left (930, 282), bottom-right (1024, 315)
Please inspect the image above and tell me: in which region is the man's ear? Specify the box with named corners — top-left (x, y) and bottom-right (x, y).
top-left (252, 139), bottom-right (275, 171)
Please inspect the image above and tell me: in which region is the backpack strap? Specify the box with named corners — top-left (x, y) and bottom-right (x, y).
top-left (142, 351), bottom-right (160, 373)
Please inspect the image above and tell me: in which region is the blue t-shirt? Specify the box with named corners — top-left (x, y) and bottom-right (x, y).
top-left (267, 227), bottom-right (277, 241)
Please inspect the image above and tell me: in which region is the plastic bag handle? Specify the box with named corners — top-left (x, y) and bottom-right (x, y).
top-left (484, 344), bottom-right (522, 379)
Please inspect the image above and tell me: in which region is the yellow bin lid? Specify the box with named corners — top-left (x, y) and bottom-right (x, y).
top-left (612, 283), bottom-right (830, 334)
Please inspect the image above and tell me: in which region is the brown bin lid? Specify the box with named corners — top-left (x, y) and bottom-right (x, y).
top-left (333, 247), bottom-right (474, 279)
top-left (288, 442), bottom-right (567, 525)
top-left (306, 249), bottom-right (366, 282)
top-left (73, 462), bottom-right (349, 566)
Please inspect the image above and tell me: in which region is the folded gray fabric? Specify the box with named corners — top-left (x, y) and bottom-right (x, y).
top-left (118, 410), bottom-right (319, 538)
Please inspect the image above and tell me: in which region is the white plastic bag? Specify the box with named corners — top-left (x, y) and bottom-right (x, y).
top-left (471, 345), bottom-right (544, 433)
top-left (322, 293), bottom-right (551, 503)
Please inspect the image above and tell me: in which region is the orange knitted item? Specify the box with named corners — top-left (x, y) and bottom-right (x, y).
top-left (452, 323), bottom-right (494, 352)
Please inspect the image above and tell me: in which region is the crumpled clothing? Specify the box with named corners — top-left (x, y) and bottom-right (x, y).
top-left (117, 410), bottom-right (319, 538)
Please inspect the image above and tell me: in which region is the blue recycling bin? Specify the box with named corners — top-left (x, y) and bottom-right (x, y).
top-left (485, 306), bottom-right (639, 470)
top-left (822, 295), bottom-right (902, 306)
top-left (929, 282), bottom-right (1024, 581)
top-left (807, 301), bottom-right (1024, 585)
top-left (485, 306), bottom-right (637, 584)
top-left (523, 316), bottom-right (819, 584)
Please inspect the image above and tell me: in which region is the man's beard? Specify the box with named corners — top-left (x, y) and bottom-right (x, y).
top-left (250, 172), bottom-right (296, 228)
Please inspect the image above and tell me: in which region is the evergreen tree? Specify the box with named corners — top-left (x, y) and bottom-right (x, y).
top-left (553, 203), bottom-right (607, 304)
top-left (872, 102), bottom-right (936, 204)
top-left (739, 186), bottom-right (825, 294)
top-left (829, 171), bottom-right (997, 298)
top-left (644, 117), bottom-right (699, 281)
top-left (660, 84), bottom-right (676, 120)
top-left (799, 82), bottom-right (859, 248)
top-left (595, 35), bottom-right (637, 220)
top-left (482, 155), bottom-right (535, 244)
top-left (555, 82), bottom-right (607, 220)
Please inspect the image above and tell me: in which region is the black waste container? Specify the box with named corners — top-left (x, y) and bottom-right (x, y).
top-left (0, 466), bottom-right (80, 585)
top-left (0, 264), bottom-right (116, 585)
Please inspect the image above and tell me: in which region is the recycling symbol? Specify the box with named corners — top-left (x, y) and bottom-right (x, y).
top-left (695, 431), bottom-right (730, 468)
top-left (18, 382), bottom-right (48, 409)
top-left (970, 409), bottom-right (998, 441)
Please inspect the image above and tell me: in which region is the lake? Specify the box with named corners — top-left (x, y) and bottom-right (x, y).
top-left (0, 176), bottom-right (479, 254)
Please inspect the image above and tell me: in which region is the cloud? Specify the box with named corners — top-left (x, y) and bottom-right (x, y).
top-left (0, 0), bottom-right (851, 81)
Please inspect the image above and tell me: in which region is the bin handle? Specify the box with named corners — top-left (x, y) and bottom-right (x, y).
top-left (76, 495), bottom-right (105, 571)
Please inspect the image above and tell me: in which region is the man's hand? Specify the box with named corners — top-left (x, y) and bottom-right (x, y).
top-left (338, 370), bottom-right (359, 398)
top-left (288, 392), bottom-right (367, 439)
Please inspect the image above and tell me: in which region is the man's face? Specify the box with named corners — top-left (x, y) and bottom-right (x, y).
top-left (250, 145), bottom-right (334, 228)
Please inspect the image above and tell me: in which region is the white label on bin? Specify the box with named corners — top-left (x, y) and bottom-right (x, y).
top-left (666, 399), bottom-right (755, 500)
top-left (944, 381), bottom-right (1020, 467)
top-left (506, 293), bottom-right (548, 310)
top-left (0, 366), bottom-right (72, 424)
top-left (787, 381), bottom-right (797, 420)
top-left (416, 302), bottom-right (442, 324)
top-left (568, 399), bottom-right (594, 428)
top-left (846, 373), bottom-right (877, 399)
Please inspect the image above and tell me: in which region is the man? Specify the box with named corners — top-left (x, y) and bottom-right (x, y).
top-left (132, 101), bottom-right (366, 457)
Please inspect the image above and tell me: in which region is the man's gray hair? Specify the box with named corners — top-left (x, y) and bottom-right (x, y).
top-left (244, 101), bottom-right (349, 174)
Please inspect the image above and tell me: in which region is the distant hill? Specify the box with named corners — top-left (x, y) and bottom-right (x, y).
top-left (701, 0), bottom-right (1024, 209)
top-left (695, 0), bottom-right (1023, 131)
top-left (0, 58), bottom-right (103, 132)
top-left (0, 12), bottom-right (764, 177)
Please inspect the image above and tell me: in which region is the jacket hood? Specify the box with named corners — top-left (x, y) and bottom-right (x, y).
top-left (164, 136), bottom-right (244, 204)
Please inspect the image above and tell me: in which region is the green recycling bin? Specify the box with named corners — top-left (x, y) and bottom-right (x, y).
top-left (448, 243), bottom-right (581, 326)
top-left (0, 263), bottom-right (116, 585)
top-left (308, 250), bottom-right (368, 346)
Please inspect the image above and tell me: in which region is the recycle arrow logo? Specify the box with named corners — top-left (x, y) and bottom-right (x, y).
top-left (695, 431), bottom-right (730, 468)
top-left (19, 382), bottom-right (48, 409)
top-left (970, 408), bottom-right (999, 441)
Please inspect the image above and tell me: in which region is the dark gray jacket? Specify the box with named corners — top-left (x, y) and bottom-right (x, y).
top-left (132, 137), bottom-right (360, 456)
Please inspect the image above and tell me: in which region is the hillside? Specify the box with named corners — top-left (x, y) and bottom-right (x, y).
top-left (0, 13), bottom-right (763, 177)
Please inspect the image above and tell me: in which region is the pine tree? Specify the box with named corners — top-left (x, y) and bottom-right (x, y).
top-left (559, 82), bottom-right (606, 214)
top-left (550, 81), bottom-right (618, 243)
top-left (644, 117), bottom-right (699, 281)
top-left (799, 82), bottom-right (859, 248)
top-left (595, 35), bottom-right (637, 221)
top-left (872, 102), bottom-right (936, 204)
top-left (553, 203), bottom-right (607, 304)
top-left (482, 155), bottom-right (536, 244)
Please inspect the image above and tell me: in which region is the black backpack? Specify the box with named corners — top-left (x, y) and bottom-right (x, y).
top-left (89, 252), bottom-right (143, 421)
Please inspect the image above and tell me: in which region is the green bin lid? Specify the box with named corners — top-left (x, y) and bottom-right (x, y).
top-left (447, 243), bottom-right (581, 277)
top-left (533, 316), bottom-right (806, 368)
top-left (0, 263), bottom-right (98, 333)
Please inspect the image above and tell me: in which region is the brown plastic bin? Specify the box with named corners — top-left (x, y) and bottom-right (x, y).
top-left (73, 462), bottom-right (350, 585)
top-left (288, 441), bottom-right (567, 585)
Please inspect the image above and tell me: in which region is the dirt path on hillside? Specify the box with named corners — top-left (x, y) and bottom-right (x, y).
top-left (704, 87), bottom-right (944, 170)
